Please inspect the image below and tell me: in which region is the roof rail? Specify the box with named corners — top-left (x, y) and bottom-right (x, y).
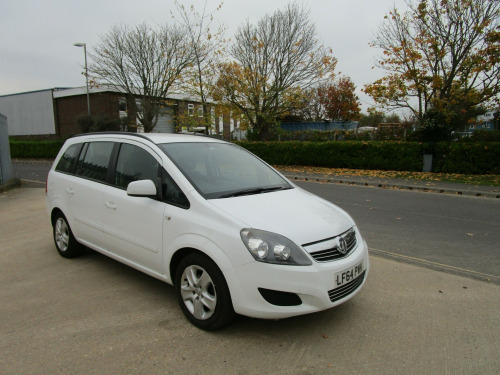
top-left (193, 133), bottom-right (225, 141)
top-left (69, 131), bottom-right (227, 144)
top-left (70, 131), bottom-right (153, 142)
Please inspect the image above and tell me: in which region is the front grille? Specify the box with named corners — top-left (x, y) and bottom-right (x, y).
top-left (328, 271), bottom-right (366, 303)
top-left (307, 228), bottom-right (357, 262)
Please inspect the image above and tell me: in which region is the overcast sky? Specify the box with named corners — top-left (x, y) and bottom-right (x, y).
top-left (0, 0), bottom-right (406, 112)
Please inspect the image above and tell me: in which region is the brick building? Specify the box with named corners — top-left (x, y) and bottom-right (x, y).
top-left (0, 86), bottom-right (241, 139)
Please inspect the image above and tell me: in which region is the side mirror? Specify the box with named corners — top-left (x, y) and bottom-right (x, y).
top-left (127, 179), bottom-right (157, 197)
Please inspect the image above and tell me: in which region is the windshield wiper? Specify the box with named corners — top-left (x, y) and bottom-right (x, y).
top-left (218, 186), bottom-right (291, 198)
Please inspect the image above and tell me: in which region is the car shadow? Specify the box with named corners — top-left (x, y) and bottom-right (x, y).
top-left (75, 247), bottom-right (361, 336)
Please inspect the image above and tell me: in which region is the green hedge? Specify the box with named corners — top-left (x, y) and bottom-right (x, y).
top-left (236, 141), bottom-right (500, 174)
top-left (9, 138), bottom-right (499, 174)
top-left (236, 141), bottom-right (423, 171)
top-left (9, 139), bottom-right (64, 159)
top-left (432, 142), bottom-right (500, 174)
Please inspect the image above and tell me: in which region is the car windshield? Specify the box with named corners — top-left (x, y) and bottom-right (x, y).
top-left (158, 142), bottom-right (292, 199)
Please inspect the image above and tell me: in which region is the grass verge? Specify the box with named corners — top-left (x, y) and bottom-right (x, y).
top-left (276, 165), bottom-right (500, 187)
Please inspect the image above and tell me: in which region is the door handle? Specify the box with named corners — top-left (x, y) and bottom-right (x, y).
top-left (65, 187), bottom-right (74, 195)
top-left (105, 201), bottom-right (117, 210)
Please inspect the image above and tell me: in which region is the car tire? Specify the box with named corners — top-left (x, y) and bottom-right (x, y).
top-left (175, 253), bottom-right (235, 330)
top-left (53, 212), bottom-right (83, 258)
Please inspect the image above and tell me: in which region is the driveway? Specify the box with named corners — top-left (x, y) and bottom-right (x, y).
top-left (1, 188), bottom-right (499, 374)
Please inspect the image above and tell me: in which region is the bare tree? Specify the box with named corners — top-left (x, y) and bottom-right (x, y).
top-left (89, 23), bottom-right (193, 132)
top-left (214, 3), bottom-right (337, 139)
top-left (364, 0), bottom-right (500, 126)
top-left (174, 1), bottom-right (225, 134)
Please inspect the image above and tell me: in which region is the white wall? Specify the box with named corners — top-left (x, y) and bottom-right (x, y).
top-left (0, 90), bottom-right (56, 136)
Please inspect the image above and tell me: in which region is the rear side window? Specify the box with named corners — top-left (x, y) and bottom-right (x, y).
top-left (114, 144), bottom-right (160, 189)
top-left (55, 143), bottom-right (82, 173)
top-left (77, 142), bottom-right (115, 183)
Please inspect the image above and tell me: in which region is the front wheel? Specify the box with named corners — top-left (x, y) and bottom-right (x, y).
top-left (175, 253), bottom-right (235, 330)
top-left (53, 212), bottom-right (83, 258)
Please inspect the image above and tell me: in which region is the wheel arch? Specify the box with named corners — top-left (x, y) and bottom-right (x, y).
top-left (166, 233), bottom-right (239, 284)
top-left (169, 247), bottom-right (233, 286)
top-left (169, 247), bottom-right (199, 285)
top-left (50, 207), bottom-right (65, 226)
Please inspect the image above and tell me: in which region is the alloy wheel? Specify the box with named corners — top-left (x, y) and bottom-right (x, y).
top-left (55, 218), bottom-right (70, 252)
top-left (180, 265), bottom-right (217, 320)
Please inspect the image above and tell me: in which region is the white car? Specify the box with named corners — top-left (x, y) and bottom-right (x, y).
top-left (46, 133), bottom-right (369, 330)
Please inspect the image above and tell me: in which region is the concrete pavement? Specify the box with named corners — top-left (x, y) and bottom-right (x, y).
top-left (0, 187), bottom-right (499, 374)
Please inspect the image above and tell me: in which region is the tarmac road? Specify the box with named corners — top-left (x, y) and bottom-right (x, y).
top-left (1, 187), bottom-right (499, 374)
top-left (295, 180), bottom-right (500, 284)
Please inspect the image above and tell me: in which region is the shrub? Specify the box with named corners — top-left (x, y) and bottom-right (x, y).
top-left (236, 140), bottom-right (500, 174)
top-left (278, 128), bottom-right (413, 142)
top-left (76, 115), bottom-right (121, 133)
top-left (10, 139), bottom-right (64, 159)
top-left (236, 141), bottom-right (424, 171)
top-left (432, 142), bottom-right (500, 174)
top-left (469, 130), bottom-right (500, 142)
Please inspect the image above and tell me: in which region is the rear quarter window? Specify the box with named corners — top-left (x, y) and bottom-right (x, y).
top-left (55, 143), bottom-right (83, 173)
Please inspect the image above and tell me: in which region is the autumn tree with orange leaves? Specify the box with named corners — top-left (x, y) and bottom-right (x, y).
top-left (290, 76), bottom-right (361, 122)
top-left (318, 77), bottom-right (361, 121)
top-left (364, 0), bottom-right (500, 131)
top-left (214, 3), bottom-right (337, 140)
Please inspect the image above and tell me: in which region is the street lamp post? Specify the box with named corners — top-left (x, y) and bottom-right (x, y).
top-left (73, 42), bottom-right (90, 117)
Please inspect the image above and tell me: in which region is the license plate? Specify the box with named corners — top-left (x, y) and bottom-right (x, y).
top-left (335, 261), bottom-right (364, 287)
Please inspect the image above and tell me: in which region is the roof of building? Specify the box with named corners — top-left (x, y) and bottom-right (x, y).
top-left (1, 86), bottom-right (208, 103)
top-left (0, 88), bottom-right (71, 98)
top-left (52, 85), bottom-right (204, 103)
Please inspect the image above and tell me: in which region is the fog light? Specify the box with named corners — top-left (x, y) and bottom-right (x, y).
top-left (273, 244), bottom-right (290, 260)
top-left (248, 238), bottom-right (269, 259)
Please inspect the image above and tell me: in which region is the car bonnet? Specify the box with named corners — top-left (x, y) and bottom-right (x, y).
top-left (208, 187), bottom-right (354, 246)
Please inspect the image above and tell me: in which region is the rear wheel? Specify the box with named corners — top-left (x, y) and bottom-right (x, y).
top-left (175, 253), bottom-right (235, 330)
top-left (53, 212), bottom-right (83, 258)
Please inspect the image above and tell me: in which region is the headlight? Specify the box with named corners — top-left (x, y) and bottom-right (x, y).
top-left (240, 229), bottom-right (312, 266)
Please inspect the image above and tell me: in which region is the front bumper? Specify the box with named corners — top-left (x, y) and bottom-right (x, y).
top-left (223, 236), bottom-right (369, 319)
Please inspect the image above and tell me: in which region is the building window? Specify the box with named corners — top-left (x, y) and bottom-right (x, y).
top-left (118, 97), bottom-right (127, 112)
top-left (118, 97), bottom-right (127, 119)
top-left (188, 104), bottom-right (194, 116)
top-left (198, 105), bottom-right (204, 118)
top-left (135, 99), bottom-right (143, 114)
